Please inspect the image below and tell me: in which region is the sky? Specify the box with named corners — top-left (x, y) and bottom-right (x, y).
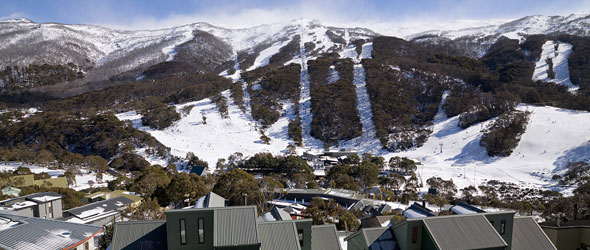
top-left (1, 0), bottom-right (589, 36)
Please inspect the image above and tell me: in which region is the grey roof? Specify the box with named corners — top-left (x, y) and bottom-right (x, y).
top-left (195, 192), bottom-right (226, 208)
top-left (362, 227), bottom-right (388, 246)
top-left (345, 227), bottom-right (388, 246)
top-left (450, 201), bottom-right (486, 214)
top-left (24, 192), bottom-right (62, 202)
top-left (0, 212), bottom-right (101, 250)
top-left (270, 206), bottom-right (292, 221)
top-left (0, 192), bottom-right (62, 210)
top-left (512, 217), bottom-right (556, 250)
top-left (361, 215), bottom-right (394, 228)
top-left (111, 220), bottom-right (167, 250)
top-left (311, 224), bottom-right (342, 250)
top-left (403, 203), bottom-right (435, 218)
top-left (213, 206), bottom-right (260, 247)
top-left (65, 196), bottom-right (133, 218)
top-left (258, 221), bottom-right (301, 250)
top-left (422, 214), bottom-right (507, 250)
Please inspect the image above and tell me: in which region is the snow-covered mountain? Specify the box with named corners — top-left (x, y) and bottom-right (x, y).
top-left (0, 18), bottom-right (377, 93)
top-left (407, 13), bottom-right (590, 58)
top-left (2, 13), bottom-right (590, 194)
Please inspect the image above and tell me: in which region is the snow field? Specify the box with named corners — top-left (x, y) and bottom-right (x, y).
top-left (532, 40), bottom-right (578, 92)
top-left (385, 103), bottom-right (590, 195)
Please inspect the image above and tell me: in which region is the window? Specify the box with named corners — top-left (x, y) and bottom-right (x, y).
top-left (48, 202), bottom-right (53, 219)
top-left (500, 219), bottom-right (506, 235)
top-left (198, 218), bottom-right (205, 244)
top-left (83, 242), bottom-right (89, 250)
top-left (298, 229), bottom-right (304, 246)
top-left (411, 227), bottom-right (418, 244)
top-left (179, 219), bottom-right (187, 245)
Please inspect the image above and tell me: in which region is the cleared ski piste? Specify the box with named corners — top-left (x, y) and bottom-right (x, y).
top-left (385, 104), bottom-right (590, 194)
top-left (532, 40), bottom-right (578, 92)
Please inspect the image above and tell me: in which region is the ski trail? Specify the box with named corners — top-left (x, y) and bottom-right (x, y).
top-left (532, 40), bottom-right (578, 92)
top-left (338, 42), bottom-right (381, 154)
top-left (223, 53), bottom-right (255, 128)
top-left (297, 21), bottom-right (324, 149)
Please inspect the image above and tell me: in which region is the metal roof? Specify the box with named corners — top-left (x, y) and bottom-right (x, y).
top-left (403, 203), bottom-right (435, 218)
top-left (450, 201), bottom-right (486, 215)
top-left (111, 220), bottom-right (167, 250)
top-left (311, 224), bottom-right (342, 250)
top-left (213, 206), bottom-right (260, 247)
top-left (0, 212), bottom-right (101, 250)
top-left (195, 192), bottom-right (226, 208)
top-left (362, 227), bottom-right (388, 246)
top-left (65, 196), bottom-right (133, 218)
top-left (258, 221), bottom-right (301, 250)
top-left (270, 206), bottom-right (292, 221)
top-left (512, 217), bottom-right (556, 250)
top-left (422, 214), bottom-right (507, 250)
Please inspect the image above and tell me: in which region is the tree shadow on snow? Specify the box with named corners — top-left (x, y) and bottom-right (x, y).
top-left (552, 141), bottom-right (590, 173)
top-left (447, 138), bottom-right (500, 165)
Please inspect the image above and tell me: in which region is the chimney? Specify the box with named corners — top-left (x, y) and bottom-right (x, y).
top-left (574, 203), bottom-right (578, 221)
top-left (422, 200), bottom-right (426, 208)
top-left (557, 217), bottom-right (561, 227)
top-left (242, 193), bottom-right (248, 206)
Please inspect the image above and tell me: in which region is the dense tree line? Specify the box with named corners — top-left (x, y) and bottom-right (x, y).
top-left (480, 109), bottom-right (530, 157)
top-left (288, 117), bottom-right (303, 146)
top-left (140, 97), bottom-right (181, 129)
top-left (362, 60), bottom-right (450, 150)
top-left (0, 63), bottom-right (84, 89)
top-left (242, 63), bottom-right (301, 126)
top-left (0, 111), bottom-right (167, 170)
top-left (269, 35), bottom-right (301, 65)
top-left (308, 56), bottom-right (362, 145)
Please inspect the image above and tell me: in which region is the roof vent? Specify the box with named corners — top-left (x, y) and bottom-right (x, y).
top-left (59, 231), bottom-right (71, 238)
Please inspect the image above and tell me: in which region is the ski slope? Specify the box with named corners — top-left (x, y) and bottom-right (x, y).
top-left (117, 90), bottom-right (294, 171)
top-left (532, 40), bottom-right (578, 92)
top-left (385, 103), bottom-right (590, 194)
top-left (338, 42), bottom-right (381, 154)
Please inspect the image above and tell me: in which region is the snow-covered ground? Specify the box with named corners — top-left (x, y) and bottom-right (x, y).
top-left (385, 103), bottom-right (590, 194)
top-left (337, 42), bottom-right (381, 154)
top-left (296, 22), bottom-right (326, 150)
top-left (532, 40), bottom-right (578, 92)
top-left (117, 90), bottom-right (294, 171)
top-left (0, 163), bottom-right (115, 191)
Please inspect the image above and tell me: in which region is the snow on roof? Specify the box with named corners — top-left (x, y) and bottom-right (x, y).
top-left (29, 195), bottom-right (61, 203)
top-left (0, 217), bottom-right (20, 231)
top-left (65, 197), bottom-right (132, 223)
top-left (0, 212), bottom-right (101, 250)
top-left (10, 201), bottom-right (37, 210)
top-left (451, 206), bottom-right (479, 215)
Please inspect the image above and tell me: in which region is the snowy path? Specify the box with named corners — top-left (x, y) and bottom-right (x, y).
top-left (338, 42), bottom-right (381, 153)
top-left (532, 40), bottom-right (578, 92)
top-left (297, 22), bottom-right (324, 149)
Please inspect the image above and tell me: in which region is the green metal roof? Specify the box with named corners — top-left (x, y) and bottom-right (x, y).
top-left (512, 217), bottom-right (556, 250)
top-left (311, 224), bottom-right (342, 250)
top-left (259, 221), bottom-right (301, 250)
top-left (423, 214), bottom-right (507, 250)
top-left (213, 206), bottom-right (260, 247)
top-left (111, 220), bottom-right (167, 250)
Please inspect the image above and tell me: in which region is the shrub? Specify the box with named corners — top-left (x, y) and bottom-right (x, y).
top-left (480, 110), bottom-right (530, 157)
top-left (288, 117), bottom-right (303, 146)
